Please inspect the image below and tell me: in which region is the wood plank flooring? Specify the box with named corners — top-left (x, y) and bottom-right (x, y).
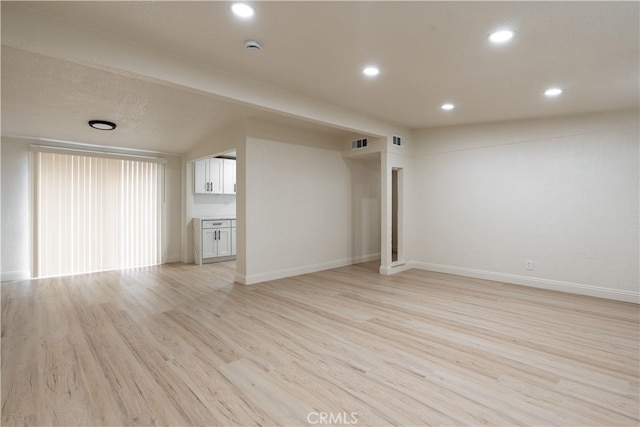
top-left (2, 261), bottom-right (639, 426)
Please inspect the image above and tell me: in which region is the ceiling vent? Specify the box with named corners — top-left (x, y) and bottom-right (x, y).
top-left (392, 135), bottom-right (405, 147)
top-left (351, 138), bottom-right (368, 150)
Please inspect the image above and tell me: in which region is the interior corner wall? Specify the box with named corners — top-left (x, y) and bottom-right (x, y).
top-left (1, 137), bottom-right (32, 281)
top-left (243, 135), bottom-right (380, 284)
top-left (412, 109), bottom-right (639, 302)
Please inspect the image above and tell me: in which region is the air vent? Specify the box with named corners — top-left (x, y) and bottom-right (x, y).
top-left (392, 135), bottom-right (405, 147)
top-left (351, 138), bottom-right (368, 150)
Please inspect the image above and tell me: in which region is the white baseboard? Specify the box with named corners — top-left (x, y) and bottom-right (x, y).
top-left (164, 255), bottom-right (183, 263)
top-left (380, 262), bottom-right (412, 275)
top-left (238, 253), bottom-right (380, 286)
top-left (352, 253), bottom-right (381, 264)
top-left (1, 270), bottom-right (31, 282)
top-left (410, 261), bottom-right (639, 303)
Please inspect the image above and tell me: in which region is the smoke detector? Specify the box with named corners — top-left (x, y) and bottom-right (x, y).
top-left (244, 40), bottom-right (262, 51)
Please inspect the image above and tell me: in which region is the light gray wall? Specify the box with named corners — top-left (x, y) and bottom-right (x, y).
top-left (163, 154), bottom-right (184, 263)
top-left (1, 137), bottom-right (31, 280)
top-left (412, 109), bottom-right (639, 301)
top-left (240, 135), bottom-right (380, 284)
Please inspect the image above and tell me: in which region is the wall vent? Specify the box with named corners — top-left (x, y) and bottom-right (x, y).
top-left (351, 138), bottom-right (368, 150)
top-left (392, 135), bottom-right (405, 147)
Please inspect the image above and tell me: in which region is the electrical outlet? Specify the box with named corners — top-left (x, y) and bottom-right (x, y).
top-left (525, 260), bottom-right (534, 271)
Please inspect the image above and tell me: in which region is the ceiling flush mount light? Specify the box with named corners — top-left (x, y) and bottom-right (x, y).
top-left (231, 2), bottom-right (254, 19)
top-left (441, 103), bottom-right (455, 111)
top-left (544, 87), bottom-right (563, 97)
top-left (88, 120), bottom-right (116, 130)
top-left (489, 29), bottom-right (515, 44)
top-left (245, 40), bottom-right (261, 51)
top-left (363, 66), bottom-right (380, 77)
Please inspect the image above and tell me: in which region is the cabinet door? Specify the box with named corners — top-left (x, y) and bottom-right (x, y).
top-left (194, 159), bottom-right (209, 193)
top-left (202, 228), bottom-right (217, 258)
top-left (231, 227), bottom-right (236, 255)
top-left (209, 158), bottom-right (224, 194)
top-left (223, 159), bottom-right (236, 194)
top-left (216, 227), bottom-right (232, 257)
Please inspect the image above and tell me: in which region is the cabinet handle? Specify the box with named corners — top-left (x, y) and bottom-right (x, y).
top-left (234, 183), bottom-right (237, 193)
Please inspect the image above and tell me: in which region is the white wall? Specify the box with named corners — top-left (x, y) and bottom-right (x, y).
top-left (0, 137), bottom-right (183, 280)
top-left (1, 137), bottom-right (31, 281)
top-left (162, 154), bottom-right (184, 263)
top-left (239, 132), bottom-right (380, 284)
top-left (412, 109), bottom-right (639, 302)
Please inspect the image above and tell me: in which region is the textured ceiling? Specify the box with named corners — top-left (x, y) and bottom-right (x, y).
top-left (1, 46), bottom-right (270, 153)
top-left (2, 1), bottom-right (638, 153)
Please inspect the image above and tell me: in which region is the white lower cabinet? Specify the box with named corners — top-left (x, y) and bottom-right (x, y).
top-left (194, 218), bottom-right (236, 264)
top-left (215, 227), bottom-right (232, 257)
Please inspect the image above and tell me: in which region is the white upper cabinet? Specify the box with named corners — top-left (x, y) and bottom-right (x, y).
top-left (223, 159), bottom-right (236, 194)
top-left (194, 157), bottom-right (235, 194)
top-left (194, 158), bottom-right (209, 194)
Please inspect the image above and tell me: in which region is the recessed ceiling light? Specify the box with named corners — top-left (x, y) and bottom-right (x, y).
top-left (231, 3), bottom-right (254, 19)
top-left (88, 120), bottom-right (116, 130)
top-left (363, 66), bottom-right (380, 77)
top-left (544, 87), bottom-right (563, 97)
top-left (441, 103), bottom-right (455, 111)
top-left (489, 29), bottom-right (515, 44)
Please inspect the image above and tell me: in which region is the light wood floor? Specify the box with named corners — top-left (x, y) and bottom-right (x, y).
top-left (2, 261), bottom-right (639, 426)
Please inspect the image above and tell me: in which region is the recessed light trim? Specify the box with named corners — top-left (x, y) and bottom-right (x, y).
top-left (231, 2), bottom-right (254, 19)
top-left (363, 66), bottom-right (380, 77)
top-left (489, 29), bottom-right (515, 44)
top-left (544, 87), bottom-right (563, 97)
top-left (88, 120), bottom-right (116, 131)
top-left (441, 103), bottom-right (455, 111)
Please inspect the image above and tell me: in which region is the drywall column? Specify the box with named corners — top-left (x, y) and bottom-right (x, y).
top-left (379, 152), bottom-right (393, 274)
top-left (379, 141), bottom-right (414, 276)
top-left (234, 138), bottom-right (247, 284)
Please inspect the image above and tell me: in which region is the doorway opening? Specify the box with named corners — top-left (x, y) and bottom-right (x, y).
top-left (391, 167), bottom-right (403, 264)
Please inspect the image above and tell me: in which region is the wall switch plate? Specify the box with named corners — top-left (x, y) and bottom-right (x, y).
top-left (525, 260), bottom-right (534, 270)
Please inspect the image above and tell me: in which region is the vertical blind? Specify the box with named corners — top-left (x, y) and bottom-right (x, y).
top-left (36, 150), bottom-right (161, 278)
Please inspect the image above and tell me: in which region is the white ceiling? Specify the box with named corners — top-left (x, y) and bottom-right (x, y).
top-left (2, 1), bottom-right (638, 154)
